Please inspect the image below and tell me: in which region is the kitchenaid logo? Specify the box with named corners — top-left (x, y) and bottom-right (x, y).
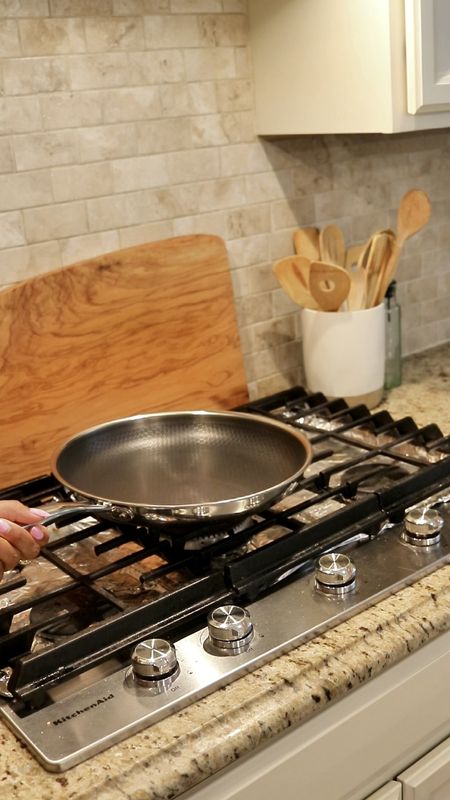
top-left (52, 693), bottom-right (115, 726)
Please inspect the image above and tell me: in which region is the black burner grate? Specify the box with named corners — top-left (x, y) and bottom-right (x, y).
top-left (1, 387), bottom-right (449, 705)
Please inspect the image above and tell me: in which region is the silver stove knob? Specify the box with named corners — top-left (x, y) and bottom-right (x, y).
top-left (402, 507), bottom-right (444, 546)
top-left (207, 605), bottom-right (253, 653)
top-left (131, 638), bottom-right (178, 681)
top-left (315, 553), bottom-right (356, 594)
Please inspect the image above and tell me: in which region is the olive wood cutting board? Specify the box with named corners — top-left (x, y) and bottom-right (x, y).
top-left (0, 234), bottom-right (248, 486)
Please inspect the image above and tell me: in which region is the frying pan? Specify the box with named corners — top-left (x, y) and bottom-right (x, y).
top-left (34, 411), bottom-right (312, 534)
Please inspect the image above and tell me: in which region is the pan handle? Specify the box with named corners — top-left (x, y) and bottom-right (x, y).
top-left (25, 501), bottom-right (113, 530)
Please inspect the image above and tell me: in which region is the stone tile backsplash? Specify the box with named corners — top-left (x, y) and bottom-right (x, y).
top-left (0, 0), bottom-right (449, 398)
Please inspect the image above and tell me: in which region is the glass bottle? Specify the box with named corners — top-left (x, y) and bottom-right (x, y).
top-left (384, 280), bottom-right (402, 390)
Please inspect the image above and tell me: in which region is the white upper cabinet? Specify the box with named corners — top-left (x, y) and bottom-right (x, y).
top-left (248, 0), bottom-right (450, 135)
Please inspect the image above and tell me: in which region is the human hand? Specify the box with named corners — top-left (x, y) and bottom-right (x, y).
top-left (0, 500), bottom-right (50, 581)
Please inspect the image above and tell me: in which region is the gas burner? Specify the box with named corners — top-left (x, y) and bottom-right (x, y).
top-left (29, 587), bottom-right (117, 642)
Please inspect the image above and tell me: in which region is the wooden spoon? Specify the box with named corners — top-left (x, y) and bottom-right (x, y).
top-left (293, 227), bottom-right (320, 261)
top-left (364, 231), bottom-right (394, 308)
top-left (273, 255), bottom-right (319, 309)
top-left (374, 190), bottom-right (431, 304)
top-left (345, 243), bottom-right (365, 271)
top-left (319, 224), bottom-right (346, 266)
top-left (309, 260), bottom-right (351, 312)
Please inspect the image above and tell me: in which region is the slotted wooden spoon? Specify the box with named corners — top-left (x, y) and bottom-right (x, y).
top-left (293, 227), bottom-right (320, 261)
top-left (319, 224), bottom-right (346, 266)
top-left (374, 190), bottom-right (431, 304)
top-left (273, 255), bottom-right (318, 309)
top-left (309, 260), bottom-right (351, 312)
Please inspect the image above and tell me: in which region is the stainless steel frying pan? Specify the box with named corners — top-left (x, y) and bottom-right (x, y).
top-left (35, 411), bottom-right (312, 533)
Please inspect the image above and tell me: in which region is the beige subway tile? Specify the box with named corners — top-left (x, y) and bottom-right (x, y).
top-left (87, 188), bottom-right (188, 231)
top-left (19, 19), bottom-right (86, 56)
top-left (51, 162), bottom-right (114, 202)
top-left (136, 118), bottom-right (191, 154)
top-left (315, 185), bottom-right (391, 221)
top-left (221, 111), bottom-right (255, 143)
top-left (0, 211), bottom-right (26, 248)
top-left (40, 91), bottom-right (103, 130)
top-left (144, 14), bottom-right (200, 48)
top-left (59, 230), bottom-right (120, 266)
top-left (226, 234), bottom-right (270, 268)
top-left (227, 204), bottom-right (270, 239)
top-left (24, 201), bottom-right (88, 243)
top-left (84, 17), bottom-right (144, 52)
top-left (216, 79), bottom-right (252, 112)
top-left (13, 130), bottom-right (78, 171)
top-left (0, 20), bottom-right (21, 55)
top-left (269, 230), bottom-right (298, 261)
top-left (184, 48), bottom-right (236, 81)
top-left (102, 86), bottom-right (161, 123)
top-left (0, 97), bottom-right (41, 135)
top-left (242, 263), bottom-right (278, 295)
top-left (87, 193), bottom-right (130, 232)
top-left (198, 14), bottom-right (247, 47)
top-left (271, 288), bottom-right (300, 318)
top-left (223, 0), bottom-right (247, 11)
top-left (114, 0), bottom-right (168, 12)
top-left (3, 57), bottom-right (70, 95)
top-left (0, 171), bottom-right (53, 211)
top-left (0, 1), bottom-right (49, 17)
top-left (0, 139), bottom-right (14, 173)
top-left (69, 53), bottom-right (130, 90)
top-left (128, 51), bottom-right (185, 85)
top-left (161, 82), bottom-right (217, 117)
top-left (234, 45), bottom-right (251, 78)
top-left (167, 148), bottom-right (220, 184)
top-left (235, 292), bottom-right (272, 327)
top-left (245, 171), bottom-right (293, 205)
top-left (191, 115), bottom-right (235, 147)
top-left (78, 123), bottom-right (137, 162)
top-left (247, 315), bottom-right (296, 354)
top-left (118, 220), bottom-right (173, 248)
top-left (421, 295), bottom-right (450, 325)
top-left (351, 212), bottom-right (390, 243)
top-left (50, 0), bottom-right (112, 14)
top-left (171, 0), bottom-right (221, 11)
top-left (250, 370), bottom-right (299, 400)
top-left (230, 268), bottom-right (251, 300)
top-left (196, 176), bottom-right (246, 212)
top-left (403, 276), bottom-right (438, 305)
top-left (172, 210), bottom-right (226, 237)
top-left (0, 242), bottom-right (61, 285)
top-left (112, 154), bottom-right (168, 192)
top-left (220, 143), bottom-right (273, 177)
top-left (271, 197), bottom-right (315, 231)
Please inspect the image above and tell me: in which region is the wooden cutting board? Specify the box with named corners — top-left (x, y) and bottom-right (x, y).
top-left (0, 234), bottom-right (248, 486)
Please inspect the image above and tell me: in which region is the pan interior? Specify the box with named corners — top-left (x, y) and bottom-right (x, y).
top-left (54, 413), bottom-right (309, 508)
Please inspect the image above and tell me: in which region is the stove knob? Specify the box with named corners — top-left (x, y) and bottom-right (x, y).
top-left (131, 638), bottom-right (178, 682)
top-left (207, 605), bottom-right (253, 653)
top-left (402, 507), bottom-right (444, 546)
top-left (315, 553), bottom-right (356, 594)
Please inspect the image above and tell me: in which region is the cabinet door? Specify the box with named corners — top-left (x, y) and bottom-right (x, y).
top-left (365, 781), bottom-right (402, 799)
top-left (398, 736), bottom-right (450, 799)
top-left (405, 0), bottom-right (450, 113)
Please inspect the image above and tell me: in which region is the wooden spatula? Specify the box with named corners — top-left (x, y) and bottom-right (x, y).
top-left (374, 190), bottom-right (431, 304)
top-left (293, 227), bottom-right (320, 261)
top-left (309, 260), bottom-right (351, 312)
top-left (364, 231), bottom-right (394, 308)
top-left (273, 255), bottom-right (318, 309)
top-left (319, 224), bottom-right (346, 266)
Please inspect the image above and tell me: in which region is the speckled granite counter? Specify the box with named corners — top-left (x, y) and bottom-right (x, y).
top-left (1, 344), bottom-right (450, 800)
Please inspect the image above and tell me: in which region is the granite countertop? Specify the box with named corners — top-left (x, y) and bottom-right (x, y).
top-left (1, 344), bottom-right (450, 800)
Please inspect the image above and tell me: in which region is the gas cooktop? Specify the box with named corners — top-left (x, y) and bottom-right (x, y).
top-left (0, 386), bottom-right (450, 771)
